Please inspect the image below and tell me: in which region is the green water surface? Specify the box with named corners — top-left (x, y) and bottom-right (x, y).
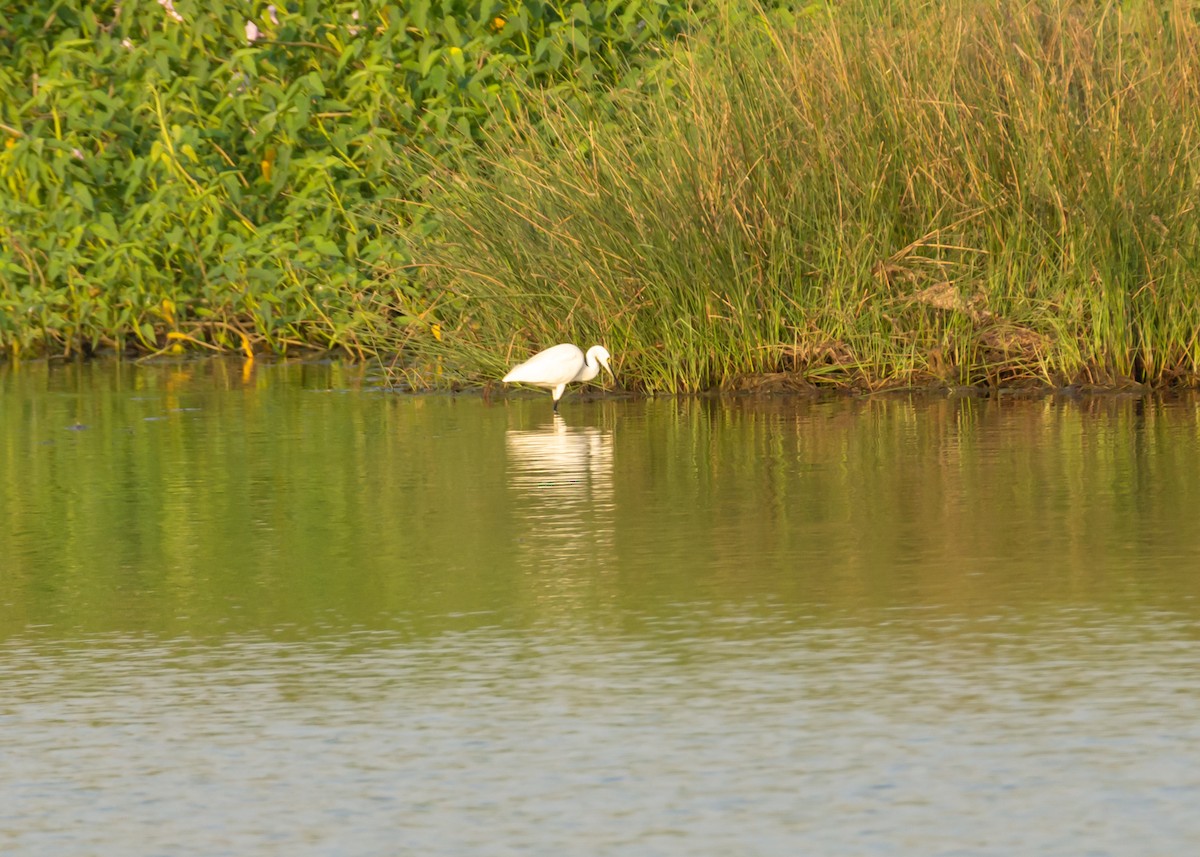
top-left (2, 360), bottom-right (1198, 856)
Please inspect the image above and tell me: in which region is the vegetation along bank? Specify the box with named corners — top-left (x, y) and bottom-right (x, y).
top-left (4, 1), bottom-right (1200, 392)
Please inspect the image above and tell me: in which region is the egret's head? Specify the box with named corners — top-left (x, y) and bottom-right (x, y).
top-left (590, 345), bottom-right (614, 378)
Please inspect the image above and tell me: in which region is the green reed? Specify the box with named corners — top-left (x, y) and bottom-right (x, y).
top-left (402, 0), bottom-right (1200, 391)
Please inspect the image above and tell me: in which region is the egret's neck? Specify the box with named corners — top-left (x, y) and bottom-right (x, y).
top-left (578, 354), bottom-right (601, 383)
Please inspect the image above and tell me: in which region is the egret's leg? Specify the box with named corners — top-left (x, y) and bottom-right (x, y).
top-left (552, 384), bottom-right (567, 411)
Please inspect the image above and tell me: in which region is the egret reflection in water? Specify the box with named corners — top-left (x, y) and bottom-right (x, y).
top-left (505, 413), bottom-right (615, 565)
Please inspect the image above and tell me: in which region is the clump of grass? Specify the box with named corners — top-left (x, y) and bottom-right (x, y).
top-left (401, 0), bottom-right (1200, 391)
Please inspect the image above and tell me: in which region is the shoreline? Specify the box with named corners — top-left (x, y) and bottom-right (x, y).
top-left (3, 353), bottom-right (1195, 400)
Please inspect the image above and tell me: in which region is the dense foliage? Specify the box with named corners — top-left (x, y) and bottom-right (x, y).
top-left (5, 0), bottom-right (1200, 391)
top-left (0, 0), bottom-right (686, 357)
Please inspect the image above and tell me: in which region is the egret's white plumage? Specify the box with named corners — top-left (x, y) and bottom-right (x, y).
top-left (503, 343), bottom-right (614, 410)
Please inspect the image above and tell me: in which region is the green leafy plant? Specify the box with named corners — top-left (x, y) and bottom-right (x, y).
top-left (0, 0), bottom-right (688, 357)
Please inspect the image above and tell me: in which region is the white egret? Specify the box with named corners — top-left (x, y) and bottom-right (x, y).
top-left (502, 343), bottom-right (614, 411)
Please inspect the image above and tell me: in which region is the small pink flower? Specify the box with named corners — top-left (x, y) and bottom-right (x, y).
top-left (157, 0), bottom-right (183, 24)
top-left (245, 20), bottom-right (260, 43)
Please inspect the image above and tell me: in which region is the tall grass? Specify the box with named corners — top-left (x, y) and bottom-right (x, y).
top-left (401, 0), bottom-right (1200, 391)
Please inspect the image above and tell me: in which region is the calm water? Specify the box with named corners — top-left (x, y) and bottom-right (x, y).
top-left (2, 360), bottom-right (1199, 856)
